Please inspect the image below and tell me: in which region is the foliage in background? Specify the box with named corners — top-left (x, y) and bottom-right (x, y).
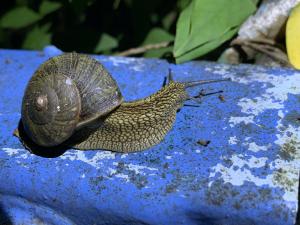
top-left (0, 0), bottom-right (257, 63)
top-left (174, 0), bottom-right (256, 63)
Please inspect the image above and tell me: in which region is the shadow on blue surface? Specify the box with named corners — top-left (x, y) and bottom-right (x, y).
top-left (16, 120), bottom-right (68, 158)
top-left (0, 204), bottom-right (12, 225)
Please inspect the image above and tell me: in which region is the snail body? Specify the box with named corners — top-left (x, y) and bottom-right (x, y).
top-left (72, 81), bottom-right (188, 152)
top-left (70, 78), bottom-right (229, 152)
top-left (19, 52), bottom-right (230, 153)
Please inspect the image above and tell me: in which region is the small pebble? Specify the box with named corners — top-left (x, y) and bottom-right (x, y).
top-left (218, 94), bottom-right (225, 102)
top-left (197, 140), bottom-right (211, 147)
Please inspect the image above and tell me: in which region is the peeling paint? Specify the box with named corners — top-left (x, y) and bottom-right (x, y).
top-left (229, 116), bottom-right (255, 127)
top-left (228, 136), bottom-right (238, 145)
top-left (2, 147), bottom-right (28, 159)
top-left (206, 65), bottom-right (300, 204)
top-left (247, 142), bottom-right (270, 152)
top-left (60, 151), bottom-right (115, 169)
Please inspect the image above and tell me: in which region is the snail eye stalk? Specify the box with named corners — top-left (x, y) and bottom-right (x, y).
top-left (184, 78), bottom-right (231, 88)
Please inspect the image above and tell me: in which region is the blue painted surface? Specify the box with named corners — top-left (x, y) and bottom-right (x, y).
top-left (0, 48), bottom-right (299, 225)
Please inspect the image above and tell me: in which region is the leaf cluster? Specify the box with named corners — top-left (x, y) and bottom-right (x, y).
top-left (0, 0), bottom-right (257, 63)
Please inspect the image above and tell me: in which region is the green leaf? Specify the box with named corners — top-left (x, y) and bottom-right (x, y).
top-left (144, 46), bottom-right (173, 58)
top-left (176, 27), bottom-right (238, 63)
top-left (0, 7), bottom-right (41, 29)
top-left (251, 0), bottom-right (260, 5)
top-left (142, 27), bottom-right (174, 45)
top-left (162, 11), bottom-right (176, 30)
top-left (177, 0), bottom-right (192, 10)
top-left (174, 0), bottom-right (256, 63)
top-left (174, 1), bottom-right (194, 57)
top-left (22, 25), bottom-right (52, 50)
top-left (94, 33), bottom-right (118, 53)
top-left (39, 1), bottom-right (62, 16)
top-left (142, 27), bottom-right (174, 58)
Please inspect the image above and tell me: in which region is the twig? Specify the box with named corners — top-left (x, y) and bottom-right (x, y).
top-left (117, 41), bottom-right (171, 56)
top-left (239, 40), bottom-right (292, 67)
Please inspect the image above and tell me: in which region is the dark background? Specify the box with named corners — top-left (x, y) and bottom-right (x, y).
top-left (0, 0), bottom-right (188, 54)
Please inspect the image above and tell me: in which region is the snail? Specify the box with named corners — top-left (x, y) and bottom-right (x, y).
top-left (21, 52), bottom-right (123, 147)
top-left (17, 52), bottom-right (230, 153)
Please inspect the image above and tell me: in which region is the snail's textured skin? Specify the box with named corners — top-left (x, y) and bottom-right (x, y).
top-left (21, 53), bottom-right (123, 147)
top-left (72, 82), bottom-right (189, 152)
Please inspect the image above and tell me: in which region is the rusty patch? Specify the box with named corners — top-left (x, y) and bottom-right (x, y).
top-left (163, 170), bottom-right (205, 194)
top-left (273, 168), bottom-right (297, 193)
top-left (89, 176), bottom-right (106, 195)
top-left (110, 162), bottom-right (149, 189)
top-left (205, 181), bottom-right (239, 206)
top-left (279, 139), bottom-right (298, 161)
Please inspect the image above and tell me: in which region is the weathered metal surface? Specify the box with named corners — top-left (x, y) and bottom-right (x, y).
top-left (0, 47), bottom-right (299, 225)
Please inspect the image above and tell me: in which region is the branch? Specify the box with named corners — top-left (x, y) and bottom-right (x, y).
top-left (237, 40), bottom-right (292, 67)
top-left (117, 41), bottom-right (171, 57)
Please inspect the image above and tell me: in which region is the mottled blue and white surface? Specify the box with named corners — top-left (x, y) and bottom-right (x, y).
top-left (0, 48), bottom-right (299, 225)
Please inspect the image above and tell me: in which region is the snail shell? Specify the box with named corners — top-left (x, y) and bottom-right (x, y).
top-left (21, 52), bottom-right (123, 147)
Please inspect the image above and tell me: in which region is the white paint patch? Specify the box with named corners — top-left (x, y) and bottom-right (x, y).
top-left (195, 149), bottom-right (201, 153)
top-left (229, 116), bottom-right (255, 127)
top-left (130, 63), bottom-right (145, 72)
top-left (104, 162), bottom-right (158, 183)
top-left (165, 156), bottom-right (172, 160)
top-left (101, 56), bottom-right (146, 71)
top-left (210, 155), bottom-right (268, 185)
top-left (126, 163), bottom-right (158, 174)
top-left (114, 173), bottom-right (130, 181)
top-left (112, 162), bottom-right (158, 175)
top-left (223, 71), bottom-right (300, 116)
top-left (247, 142), bottom-right (270, 152)
top-left (278, 110), bottom-right (284, 119)
top-left (238, 97), bottom-right (282, 115)
top-left (228, 136), bottom-right (238, 145)
top-left (120, 154), bottom-right (128, 159)
top-left (104, 56), bottom-right (140, 67)
top-left (174, 151), bottom-right (184, 155)
top-left (209, 68), bottom-right (300, 202)
top-left (2, 148), bottom-right (28, 159)
top-left (60, 151), bottom-right (115, 169)
top-left (107, 168), bottom-right (117, 176)
top-left (205, 64), bottom-right (231, 76)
